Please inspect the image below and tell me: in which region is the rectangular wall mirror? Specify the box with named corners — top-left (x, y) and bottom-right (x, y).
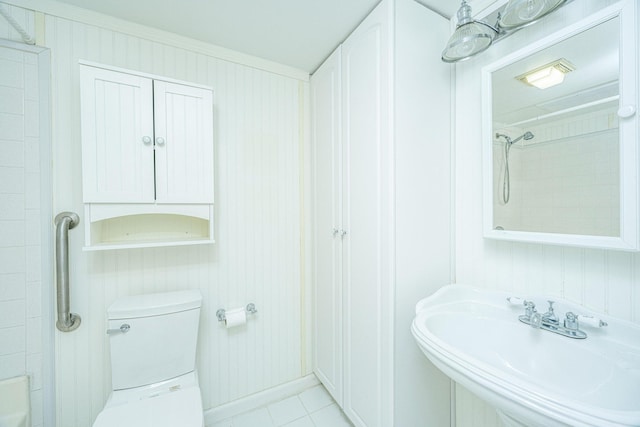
top-left (482, 1), bottom-right (639, 251)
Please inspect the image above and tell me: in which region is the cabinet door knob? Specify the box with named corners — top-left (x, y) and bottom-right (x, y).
top-left (155, 137), bottom-right (166, 146)
top-left (333, 228), bottom-right (339, 237)
top-left (142, 136), bottom-right (152, 145)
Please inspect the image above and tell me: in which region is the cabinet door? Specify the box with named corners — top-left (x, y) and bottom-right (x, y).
top-left (80, 66), bottom-right (155, 203)
top-left (311, 48), bottom-right (343, 405)
top-left (341, 1), bottom-right (392, 426)
top-left (153, 81), bottom-right (214, 204)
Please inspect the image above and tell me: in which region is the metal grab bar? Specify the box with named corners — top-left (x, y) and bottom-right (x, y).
top-left (54, 212), bottom-right (81, 332)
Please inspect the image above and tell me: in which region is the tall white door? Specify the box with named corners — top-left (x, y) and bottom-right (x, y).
top-left (341, 2), bottom-right (392, 426)
top-left (311, 48), bottom-right (343, 405)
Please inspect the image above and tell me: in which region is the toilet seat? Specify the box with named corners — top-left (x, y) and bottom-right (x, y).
top-left (93, 385), bottom-right (203, 427)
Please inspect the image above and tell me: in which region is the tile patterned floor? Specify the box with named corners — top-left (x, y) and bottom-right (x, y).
top-left (209, 384), bottom-right (353, 427)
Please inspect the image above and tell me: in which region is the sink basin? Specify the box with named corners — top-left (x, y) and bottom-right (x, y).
top-left (411, 284), bottom-right (640, 427)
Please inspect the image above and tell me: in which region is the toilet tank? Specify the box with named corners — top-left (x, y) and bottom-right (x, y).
top-left (107, 290), bottom-right (202, 390)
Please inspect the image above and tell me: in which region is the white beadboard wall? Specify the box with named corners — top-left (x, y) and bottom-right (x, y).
top-left (454, 0), bottom-right (639, 425)
top-left (28, 7), bottom-right (306, 427)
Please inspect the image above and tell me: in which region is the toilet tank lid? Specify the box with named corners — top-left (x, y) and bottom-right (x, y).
top-left (108, 290), bottom-right (202, 319)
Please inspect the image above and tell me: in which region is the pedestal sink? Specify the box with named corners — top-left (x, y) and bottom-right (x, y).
top-left (411, 284), bottom-right (640, 427)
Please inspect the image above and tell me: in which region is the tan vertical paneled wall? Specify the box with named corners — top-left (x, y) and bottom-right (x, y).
top-left (1, 4), bottom-right (307, 426)
top-left (454, 0), bottom-right (639, 425)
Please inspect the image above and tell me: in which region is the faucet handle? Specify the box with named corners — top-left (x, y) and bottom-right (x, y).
top-left (506, 296), bottom-right (525, 306)
top-left (564, 312), bottom-right (578, 330)
top-left (543, 300), bottom-right (559, 323)
top-left (577, 314), bottom-right (608, 328)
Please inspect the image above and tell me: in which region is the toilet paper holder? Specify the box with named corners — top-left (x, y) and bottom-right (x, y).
top-left (216, 303), bottom-right (258, 322)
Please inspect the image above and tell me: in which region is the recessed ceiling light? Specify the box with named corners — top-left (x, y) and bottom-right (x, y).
top-left (516, 59), bottom-right (575, 89)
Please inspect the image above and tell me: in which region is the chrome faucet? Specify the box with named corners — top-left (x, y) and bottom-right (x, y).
top-left (507, 297), bottom-right (607, 339)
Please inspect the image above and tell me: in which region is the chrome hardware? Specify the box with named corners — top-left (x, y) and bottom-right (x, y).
top-left (106, 323), bottom-right (130, 335)
top-left (142, 136), bottom-right (152, 145)
top-left (216, 303), bottom-right (258, 322)
top-left (333, 228), bottom-right (340, 237)
top-left (564, 312), bottom-right (578, 330)
top-left (523, 300), bottom-right (536, 318)
top-left (340, 230), bottom-right (347, 238)
top-left (529, 312), bottom-right (543, 329)
top-left (155, 137), bottom-right (166, 146)
top-left (512, 298), bottom-right (590, 339)
top-left (542, 300), bottom-right (559, 325)
top-left (54, 212), bottom-right (81, 332)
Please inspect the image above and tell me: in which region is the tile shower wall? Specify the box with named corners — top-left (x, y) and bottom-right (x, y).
top-left (493, 107), bottom-right (619, 236)
top-left (0, 4), bottom-right (307, 427)
top-left (454, 0), bottom-right (637, 425)
top-left (0, 42), bottom-right (45, 426)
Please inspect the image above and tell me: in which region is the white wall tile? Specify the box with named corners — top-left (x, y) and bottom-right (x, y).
top-left (0, 58), bottom-right (24, 87)
top-left (0, 299), bottom-right (26, 328)
top-left (25, 316), bottom-right (41, 355)
top-left (0, 247), bottom-right (26, 274)
top-left (0, 220), bottom-right (25, 247)
top-left (0, 112), bottom-right (24, 141)
top-left (0, 86), bottom-right (24, 114)
top-left (24, 138), bottom-right (40, 173)
top-left (0, 167), bottom-right (25, 193)
top-left (0, 42), bottom-right (47, 427)
top-left (0, 141), bottom-right (24, 167)
top-left (0, 352), bottom-right (26, 378)
top-left (0, 325), bottom-right (26, 355)
top-left (0, 273), bottom-right (26, 300)
top-left (26, 283), bottom-right (41, 318)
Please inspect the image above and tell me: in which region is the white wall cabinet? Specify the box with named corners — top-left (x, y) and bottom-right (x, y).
top-left (80, 63), bottom-right (214, 250)
top-left (311, 0), bottom-right (453, 426)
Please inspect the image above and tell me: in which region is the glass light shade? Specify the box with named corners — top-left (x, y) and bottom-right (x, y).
top-left (500, 0), bottom-right (566, 29)
top-left (442, 21), bottom-right (497, 63)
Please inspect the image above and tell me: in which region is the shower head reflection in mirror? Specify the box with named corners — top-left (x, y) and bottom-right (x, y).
top-left (482, 0), bottom-right (640, 250)
top-left (495, 131), bottom-right (535, 204)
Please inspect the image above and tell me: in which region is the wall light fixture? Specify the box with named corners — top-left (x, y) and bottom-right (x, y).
top-left (442, 0), bottom-right (569, 63)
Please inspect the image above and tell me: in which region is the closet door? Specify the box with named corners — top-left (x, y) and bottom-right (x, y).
top-left (153, 81), bottom-right (214, 204)
top-left (80, 66), bottom-right (155, 203)
top-left (341, 1), bottom-right (392, 426)
top-left (311, 48), bottom-right (343, 405)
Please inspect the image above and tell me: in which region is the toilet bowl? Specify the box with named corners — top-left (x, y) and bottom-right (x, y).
top-left (93, 290), bottom-right (204, 427)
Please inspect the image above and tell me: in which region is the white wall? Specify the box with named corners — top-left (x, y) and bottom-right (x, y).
top-left (0, 3), bottom-right (308, 427)
top-left (454, 0), bottom-right (639, 424)
top-left (0, 35), bottom-right (50, 427)
top-left (393, 0), bottom-right (452, 426)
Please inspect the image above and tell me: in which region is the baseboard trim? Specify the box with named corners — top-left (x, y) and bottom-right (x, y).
top-left (204, 374), bottom-right (320, 424)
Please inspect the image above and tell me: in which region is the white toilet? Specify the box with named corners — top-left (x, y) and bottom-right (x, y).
top-left (93, 290), bottom-right (204, 427)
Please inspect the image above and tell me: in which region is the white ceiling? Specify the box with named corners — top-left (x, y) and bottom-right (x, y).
top-left (50, 0), bottom-right (460, 73)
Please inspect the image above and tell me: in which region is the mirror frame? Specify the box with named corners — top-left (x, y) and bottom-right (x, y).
top-left (481, 0), bottom-right (639, 251)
